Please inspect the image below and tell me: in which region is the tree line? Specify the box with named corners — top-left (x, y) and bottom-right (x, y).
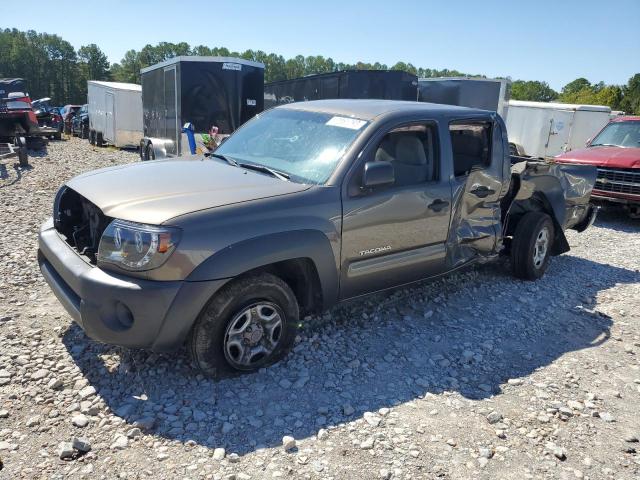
top-left (511, 77), bottom-right (640, 114)
top-left (1, 28), bottom-right (638, 114)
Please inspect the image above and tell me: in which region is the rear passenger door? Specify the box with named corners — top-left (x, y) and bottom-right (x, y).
top-left (340, 121), bottom-right (453, 299)
top-left (447, 118), bottom-right (508, 264)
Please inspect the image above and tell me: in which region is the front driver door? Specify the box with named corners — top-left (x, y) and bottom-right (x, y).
top-left (340, 121), bottom-right (452, 299)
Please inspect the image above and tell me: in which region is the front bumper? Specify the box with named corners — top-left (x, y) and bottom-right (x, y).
top-left (591, 189), bottom-right (640, 205)
top-left (38, 218), bottom-right (228, 351)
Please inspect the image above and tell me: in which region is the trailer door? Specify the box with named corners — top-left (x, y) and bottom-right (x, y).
top-left (105, 92), bottom-right (115, 143)
top-left (544, 110), bottom-right (574, 157)
top-left (163, 66), bottom-right (178, 155)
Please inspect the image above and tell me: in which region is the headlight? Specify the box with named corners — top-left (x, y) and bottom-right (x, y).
top-left (97, 220), bottom-right (181, 271)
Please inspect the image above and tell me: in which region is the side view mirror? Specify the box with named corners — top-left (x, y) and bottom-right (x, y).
top-left (363, 161), bottom-right (394, 188)
top-left (585, 137), bottom-right (592, 147)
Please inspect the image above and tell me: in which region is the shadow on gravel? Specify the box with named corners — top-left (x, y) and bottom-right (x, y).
top-left (0, 163), bottom-right (33, 188)
top-left (593, 205), bottom-right (639, 233)
top-left (62, 255), bottom-right (637, 455)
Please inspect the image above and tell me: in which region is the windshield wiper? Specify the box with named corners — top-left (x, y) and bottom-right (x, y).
top-left (590, 143), bottom-right (620, 147)
top-left (239, 162), bottom-right (290, 181)
top-left (206, 152), bottom-right (239, 167)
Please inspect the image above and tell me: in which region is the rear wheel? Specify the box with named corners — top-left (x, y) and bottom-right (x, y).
top-left (188, 273), bottom-right (299, 378)
top-left (511, 211), bottom-right (555, 280)
top-left (89, 129), bottom-right (96, 145)
top-left (96, 131), bottom-right (104, 147)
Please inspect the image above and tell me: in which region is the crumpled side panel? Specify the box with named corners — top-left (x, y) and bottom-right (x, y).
top-left (447, 169), bottom-right (505, 268)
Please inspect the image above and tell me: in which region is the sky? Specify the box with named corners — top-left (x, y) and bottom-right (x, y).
top-left (5, 0), bottom-right (640, 90)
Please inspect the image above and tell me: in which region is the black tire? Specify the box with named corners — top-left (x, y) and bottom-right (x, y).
top-left (81, 124), bottom-right (88, 139)
top-left (15, 136), bottom-right (28, 167)
top-left (146, 143), bottom-right (155, 160)
top-left (511, 211), bottom-right (555, 280)
top-left (89, 130), bottom-right (96, 145)
top-left (96, 131), bottom-right (104, 147)
top-left (53, 132), bottom-right (61, 141)
top-left (188, 273), bottom-right (299, 378)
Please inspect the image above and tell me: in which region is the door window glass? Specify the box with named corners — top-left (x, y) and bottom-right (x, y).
top-left (373, 124), bottom-right (437, 187)
top-left (449, 121), bottom-right (491, 177)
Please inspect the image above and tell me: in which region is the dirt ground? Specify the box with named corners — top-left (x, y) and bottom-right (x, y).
top-left (1, 138), bottom-right (639, 479)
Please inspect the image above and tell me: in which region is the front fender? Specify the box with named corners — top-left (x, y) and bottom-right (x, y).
top-left (186, 229), bottom-right (340, 309)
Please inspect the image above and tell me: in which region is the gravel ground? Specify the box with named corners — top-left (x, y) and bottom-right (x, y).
top-left (1, 138), bottom-right (639, 480)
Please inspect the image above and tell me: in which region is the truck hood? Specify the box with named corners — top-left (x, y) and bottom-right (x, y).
top-left (66, 157), bottom-right (310, 225)
top-left (555, 146), bottom-right (640, 169)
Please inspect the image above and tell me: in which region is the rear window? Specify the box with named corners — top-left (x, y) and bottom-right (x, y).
top-left (449, 121), bottom-right (491, 177)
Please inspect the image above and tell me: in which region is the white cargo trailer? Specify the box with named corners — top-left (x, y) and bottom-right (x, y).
top-left (506, 100), bottom-right (611, 159)
top-left (87, 81), bottom-right (143, 148)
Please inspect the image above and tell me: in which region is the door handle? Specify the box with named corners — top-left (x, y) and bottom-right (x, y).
top-left (428, 199), bottom-right (450, 212)
top-left (469, 186), bottom-right (495, 198)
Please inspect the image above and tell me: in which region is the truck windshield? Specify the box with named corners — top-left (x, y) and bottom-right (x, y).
top-left (590, 121), bottom-right (640, 148)
top-left (215, 108), bottom-right (369, 184)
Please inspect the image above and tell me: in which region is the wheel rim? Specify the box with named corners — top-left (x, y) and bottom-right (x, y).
top-left (223, 302), bottom-right (284, 369)
top-left (533, 226), bottom-right (550, 268)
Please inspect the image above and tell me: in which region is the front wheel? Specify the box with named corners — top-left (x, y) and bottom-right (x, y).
top-left (188, 273), bottom-right (299, 378)
top-left (511, 211), bottom-right (555, 280)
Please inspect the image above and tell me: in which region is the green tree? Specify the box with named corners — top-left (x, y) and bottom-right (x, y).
top-left (620, 74), bottom-right (640, 114)
top-left (78, 44), bottom-right (110, 81)
top-left (561, 77), bottom-right (592, 96)
top-left (511, 80), bottom-right (558, 102)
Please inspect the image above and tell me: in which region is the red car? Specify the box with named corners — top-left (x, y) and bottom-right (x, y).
top-left (555, 116), bottom-right (640, 218)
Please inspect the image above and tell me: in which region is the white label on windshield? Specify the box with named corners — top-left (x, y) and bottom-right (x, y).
top-left (326, 116), bottom-right (366, 130)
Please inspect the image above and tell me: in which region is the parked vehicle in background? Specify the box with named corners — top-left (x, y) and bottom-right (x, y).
top-left (71, 104), bottom-right (89, 139)
top-left (555, 116), bottom-right (640, 218)
top-left (506, 100), bottom-right (611, 159)
top-left (60, 104), bottom-right (81, 134)
top-left (88, 81), bottom-right (142, 148)
top-left (264, 70), bottom-right (418, 109)
top-left (0, 78), bottom-right (55, 166)
top-left (32, 97), bottom-right (63, 140)
top-left (417, 77), bottom-right (510, 120)
top-left (39, 100), bottom-right (598, 377)
top-left (139, 56), bottom-right (264, 160)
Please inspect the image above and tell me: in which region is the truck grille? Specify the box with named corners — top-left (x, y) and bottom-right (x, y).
top-left (594, 167), bottom-right (640, 196)
top-left (54, 187), bottom-right (111, 264)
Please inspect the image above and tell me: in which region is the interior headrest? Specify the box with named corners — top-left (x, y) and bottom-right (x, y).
top-left (395, 135), bottom-right (427, 165)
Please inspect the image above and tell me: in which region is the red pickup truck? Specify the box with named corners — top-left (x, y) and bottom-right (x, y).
top-left (555, 116), bottom-right (640, 218)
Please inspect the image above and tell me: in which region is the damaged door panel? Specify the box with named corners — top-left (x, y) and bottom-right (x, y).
top-left (446, 115), bottom-right (510, 268)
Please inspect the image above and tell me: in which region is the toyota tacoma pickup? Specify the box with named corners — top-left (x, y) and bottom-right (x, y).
top-left (555, 116), bottom-right (640, 218)
top-left (38, 100), bottom-right (598, 377)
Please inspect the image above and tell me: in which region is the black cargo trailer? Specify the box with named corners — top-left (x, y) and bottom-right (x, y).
top-left (417, 77), bottom-right (511, 120)
top-left (140, 56), bottom-right (264, 160)
top-left (264, 70), bottom-right (418, 109)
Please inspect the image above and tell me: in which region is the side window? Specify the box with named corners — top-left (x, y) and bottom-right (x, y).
top-left (374, 124), bottom-right (438, 187)
top-left (449, 121), bottom-right (491, 177)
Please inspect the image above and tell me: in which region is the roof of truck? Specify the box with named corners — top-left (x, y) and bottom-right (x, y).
top-left (88, 81), bottom-right (141, 91)
top-left (278, 99), bottom-right (493, 120)
top-left (509, 100), bottom-right (611, 113)
top-left (140, 56), bottom-right (265, 74)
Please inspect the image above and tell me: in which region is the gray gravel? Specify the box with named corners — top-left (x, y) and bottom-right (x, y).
top-left (1, 138), bottom-right (639, 479)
